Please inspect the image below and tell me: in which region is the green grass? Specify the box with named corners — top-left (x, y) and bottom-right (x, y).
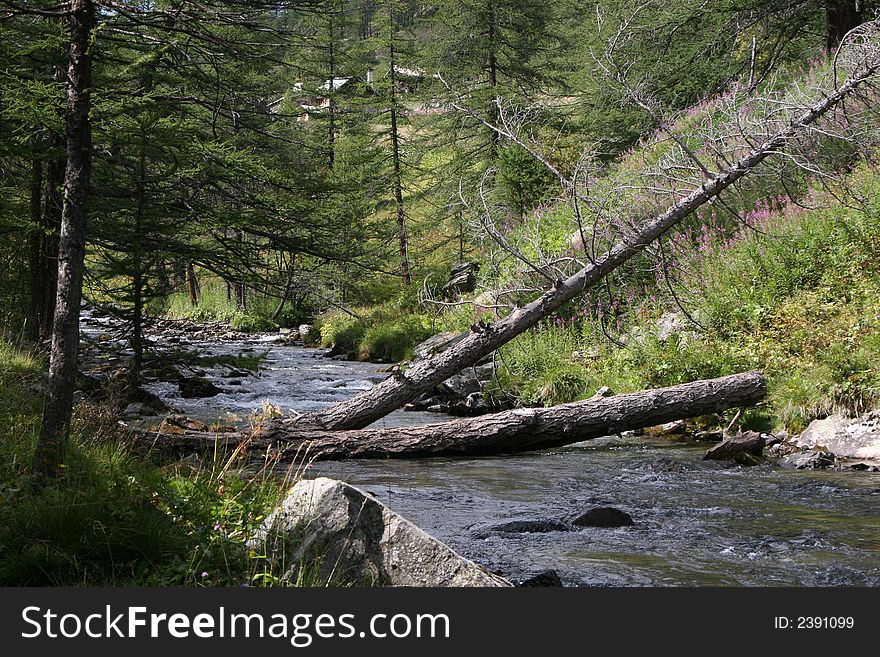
top-left (317, 303), bottom-right (433, 363)
top-left (0, 341), bottom-right (318, 586)
top-left (157, 285), bottom-right (279, 332)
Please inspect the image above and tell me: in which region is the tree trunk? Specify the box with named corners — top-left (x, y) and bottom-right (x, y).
top-left (28, 158), bottom-right (43, 342)
top-left (38, 154), bottom-right (64, 342)
top-left (186, 262), bottom-right (200, 306)
top-left (388, 9), bottom-right (411, 286)
top-left (33, 63), bottom-right (69, 344)
top-left (32, 0), bottom-right (95, 482)
top-left (272, 252), bottom-right (296, 322)
top-left (140, 372), bottom-right (766, 460)
top-left (301, 61), bottom-right (879, 431)
top-left (129, 130), bottom-right (147, 391)
top-left (826, 0), bottom-right (862, 53)
top-left (486, 0), bottom-right (500, 162)
top-left (327, 13), bottom-right (336, 169)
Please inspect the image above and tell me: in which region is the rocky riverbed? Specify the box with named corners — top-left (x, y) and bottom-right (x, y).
top-left (80, 309), bottom-right (880, 586)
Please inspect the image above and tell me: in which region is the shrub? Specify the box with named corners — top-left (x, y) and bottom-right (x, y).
top-left (359, 316), bottom-right (432, 363)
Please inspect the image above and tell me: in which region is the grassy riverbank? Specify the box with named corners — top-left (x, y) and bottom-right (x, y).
top-left (0, 342), bottom-right (309, 586)
top-left (490, 167), bottom-right (880, 433)
top-left (309, 164), bottom-right (880, 435)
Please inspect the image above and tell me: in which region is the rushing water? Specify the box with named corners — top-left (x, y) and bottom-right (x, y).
top-left (84, 314), bottom-right (880, 586)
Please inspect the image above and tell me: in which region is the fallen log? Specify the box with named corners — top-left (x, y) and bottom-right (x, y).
top-left (137, 371), bottom-right (766, 461)
top-left (297, 52), bottom-right (879, 431)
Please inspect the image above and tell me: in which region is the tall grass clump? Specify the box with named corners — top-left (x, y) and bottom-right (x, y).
top-left (159, 285), bottom-right (277, 332)
top-left (317, 303), bottom-right (432, 362)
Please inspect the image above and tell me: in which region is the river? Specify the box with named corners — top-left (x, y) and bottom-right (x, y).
top-left (84, 314), bottom-right (880, 586)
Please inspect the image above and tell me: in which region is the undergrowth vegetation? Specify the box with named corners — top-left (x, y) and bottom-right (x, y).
top-left (0, 342), bottom-right (317, 586)
top-left (494, 165), bottom-right (880, 433)
top-left (317, 304), bottom-right (433, 362)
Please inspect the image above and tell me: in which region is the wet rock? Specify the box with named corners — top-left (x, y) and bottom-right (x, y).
top-left (517, 569), bottom-right (564, 587)
top-left (178, 376), bottom-right (222, 399)
top-left (703, 430), bottom-right (766, 461)
top-left (221, 370), bottom-right (250, 378)
top-left (777, 450), bottom-right (837, 470)
top-left (846, 462), bottom-right (880, 472)
top-left (694, 429), bottom-right (724, 442)
top-left (473, 519), bottom-right (570, 539)
top-left (252, 477), bottom-right (511, 587)
top-left (571, 507), bottom-right (635, 528)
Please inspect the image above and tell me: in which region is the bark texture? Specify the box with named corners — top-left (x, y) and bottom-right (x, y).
top-left (32, 0), bottom-right (95, 481)
top-left (300, 61), bottom-right (878, 432)
top-left (140, 372), bottom-right (766, 461)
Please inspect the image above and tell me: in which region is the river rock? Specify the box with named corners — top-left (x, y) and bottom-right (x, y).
top-left (776, 450), bottom-right (836, 470)
top-left (475, 520), bottom-right (570, 538)
top-left (788, 412), bottom-right (880, 461)
top-left (221, 369), bottom-right (250, 378)
top-left (703, 430), bottom-right (767, 461)
top-left (252, 478), bottom-right (511, 587)
top-left (178, 376), bottom-right (222, 398)
top-left (571, 507), bottom-right (634, 528)
top-left (517, 569), bottom-right (564, 587)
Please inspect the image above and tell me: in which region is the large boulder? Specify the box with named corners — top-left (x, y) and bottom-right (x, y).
top-left (252, 478), bottom-right (511, 587)
top-left (788, 412), bottom-right (880, 461)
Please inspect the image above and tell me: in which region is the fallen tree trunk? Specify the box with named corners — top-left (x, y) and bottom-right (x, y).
top-left (299, 56), bottom-right (879, 431)
top-left (138, 371), bottom-right (766, 461)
